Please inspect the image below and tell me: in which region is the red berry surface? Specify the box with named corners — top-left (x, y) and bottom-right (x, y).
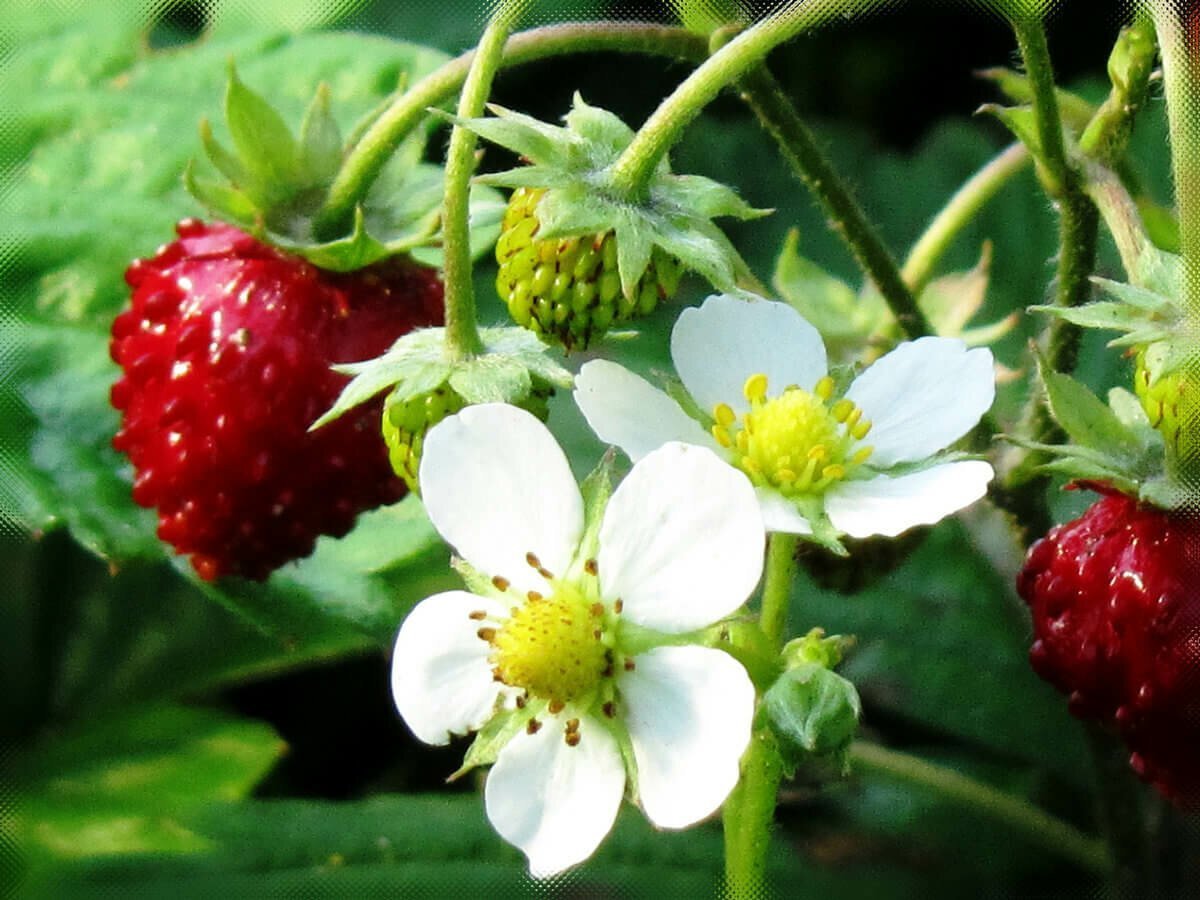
top-left (1017, 483), bottom-right (1200, 807)
top-left (110, 219), bottom-right (443, 581)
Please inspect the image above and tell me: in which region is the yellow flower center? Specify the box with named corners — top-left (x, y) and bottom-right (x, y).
top-left (710, 373), bottom-right (874, 497)
top-left (489, 579), bottom-right (611, 707)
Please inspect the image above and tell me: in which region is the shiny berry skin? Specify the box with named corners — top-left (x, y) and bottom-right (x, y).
top-left (110, 219), bottom-right (443, 581)
top-left (1017, 484), bottom-right (1200, 807)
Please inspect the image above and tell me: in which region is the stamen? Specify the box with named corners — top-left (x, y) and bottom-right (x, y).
top-left (590, 603), bottom-right (604, 617)
top-left (822, 464), bottom-right (846, 480)
top-left (814, 376), bottom-right (835, 400)
top-left (565, 732), bottom-right (581, 747)
top-left (831, 399), bottom-right (854, 422)
top-left (624, 658), bottom-right (636, 671)
top-left (852, 446), bottom-right (874, 465)
top-left (714, 403), bottom-right (736, 427)
top-left (525, 552), bottom-right (541, 569)
top-left (548, 699), bottom-right (565, 715)
top-left (468, 610), bottom-right (488, 621)
top-left (515, 695), bottom-right (527, 709)
top-left (537, 567), bottom-right (555, 580)
top-left (602, 701), bottom-right (616, 718)
top-left (744, 373), bottom-right (769, 403)
top-left (492, 575), bottom-right (510, 592)
top-left (807, 444), bottom-right (828, 462)
top-left (527, 590), bottom-right (544, 603)
top-left (526, 718), bottom-right (542, 735)
top-left (477, 627), bottom-right (497, 642)
top-left (712, 425), bottom-right (732, 448)
top-left (851, 420), bottom-right (872, 440)
top-left (614, 599), bottom-right (623, 614)
top-left (844, 407), bottom-right (862, 429)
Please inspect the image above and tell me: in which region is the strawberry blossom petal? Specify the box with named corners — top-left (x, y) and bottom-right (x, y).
top-left (845, 337), bottom-right (995, 467)
top-left (671, 295), bottom-right (828, 415)
top-left (391, 590), bottom-right (509, 745)
top-left (599, 442), bottom-right (764, 633)
top-left (485, 714), bottom-right (625, 878)
top-left (420, 404), bottom-right (584, 594)
top-left (574, 360), bottom-right (719, 462)
top-left (621, 646), bottom-right (755, 828)
top-left (825, 460), bottom-right (994, 538)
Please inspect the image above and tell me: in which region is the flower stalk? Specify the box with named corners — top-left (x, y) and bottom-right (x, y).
top-left (439, 2), bottom-right (523, 359)
top-left (722, 532), bottom-right (797, 898)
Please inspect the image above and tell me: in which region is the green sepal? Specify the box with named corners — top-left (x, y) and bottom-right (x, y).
top-left (1039, 356), bottom-right (1147, 461)
top-left (976, 67), bottom-right (1094, 133)
top-left (189, 67), bottom-right (504, 272)
top-left (763, 663), bottom-right (862, 776)
top-left (450, 703), bottom-right (539, 782)
top-left (978, 104), bottom-right (1041, 159)
top-left (781, 627), bottom-right (853, 671)
top-left (792, 497), bottom-right (847, 557)
top-left (572, 450), bottom-right (617, 574)
top-left (456, 93), bottom-right (766, 298)
top-left (312, 326), bottom-right (572, 431)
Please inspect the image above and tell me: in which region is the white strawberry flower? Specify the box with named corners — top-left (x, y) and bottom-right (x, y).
top-left (391, 403), bottom-right (764, 878)
top-left (574, 294), bottom-right (996, 543)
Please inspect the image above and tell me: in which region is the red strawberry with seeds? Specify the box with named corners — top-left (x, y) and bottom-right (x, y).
top-left (111, 219), bottom-right (443, 581)
top-left (1017, 482), bottom-right (1200, 808)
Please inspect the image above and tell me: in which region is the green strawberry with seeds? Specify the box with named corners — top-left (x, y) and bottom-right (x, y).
top-left (496, 187), bottom-right (683, 350)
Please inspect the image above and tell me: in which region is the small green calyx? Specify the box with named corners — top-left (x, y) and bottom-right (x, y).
top-left (714, 373), bottom-right (873, 497)
top-left (187, 64), bottom-right (503, 272)
top-left (488, 583), bottom-right (611, 706)
top-left (456, 93), bottom-right (768, 347)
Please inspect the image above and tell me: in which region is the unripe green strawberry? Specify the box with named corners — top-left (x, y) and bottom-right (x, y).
top-left (496, 188), bottom-right (683, 351)
top-left (1133, 345), bottom-right (1189, 455)
top-left (382, 382), bottom-right (555, 492)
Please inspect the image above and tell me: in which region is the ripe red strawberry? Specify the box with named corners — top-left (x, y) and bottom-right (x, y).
top-left (110, 219), bottom-right (443, 581)
top-left (1017, 483), bottom-right (1200, 807)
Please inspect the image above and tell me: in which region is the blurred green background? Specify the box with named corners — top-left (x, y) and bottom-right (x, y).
top-left (2, 1), bottom-right (1189, 897)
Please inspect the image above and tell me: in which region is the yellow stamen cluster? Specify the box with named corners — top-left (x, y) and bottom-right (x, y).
top-left (484, 575), bottom-right (611, 709)
top-left (711, 373), bottom-right (874, 496)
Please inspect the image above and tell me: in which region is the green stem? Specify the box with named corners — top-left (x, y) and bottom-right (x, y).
top-left (736, 65), bottom-right (930, 338)
top-left (901, 143), bottom-right (1030, 295)
top-left (723, 532), bottom-right (797, 897)
top-left (1082, 724), bottom-right (1152, 896)
top-left (1010, 15), bottom-right (1071, 195)
top-left (609, 2), bottom-right (885, 200)
top-left (313, 23), bottom-right (708, 237)
top-left (848, 742), bottom-right (1112, 876)
top-left (439, 3), bottom-right (520, 359)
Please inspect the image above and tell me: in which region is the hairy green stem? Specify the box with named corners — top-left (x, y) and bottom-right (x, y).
top-left (722, 532), bottom-right (797, 897)
top-left (313, 23), bottom-right (708, 237)
top-left (901, 143), bottom-right (1030, 295)
top-left (439, 3), bottom-right (521, 358)
top-left (736, 64), bottom-right (930, 338)
top-left (1010, 16), bottom-right (1071, 195)
top-left (609, 1), bottom-right (888, 201)
top-left (848, 742), bottom-right (1112, 875)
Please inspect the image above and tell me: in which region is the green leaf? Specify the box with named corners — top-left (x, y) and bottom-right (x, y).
top-left (764, 663), bottom-right (862, 768)
top-left (1037, 358), bottom-right (1144, 461)
top-left (13, 705), bottom-right (283, 859)
top-left (978, 105), bottom-right (1042, 163)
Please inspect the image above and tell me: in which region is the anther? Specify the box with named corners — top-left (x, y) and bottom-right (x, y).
top-left (477, 627), bottom-right (497, 642)
top-left (590, 602), bottom-right (604, 617)
top-left (516, 695), bottom-right (527, 709)
top-left (527, 590), bottom-right (544, 602)
top-left (844, 407), bottom-right (862, 429)
top-left (565, 732), bottom-right (581, 747)
top-left (852, 446), bottom-right (874, 465)
top-left (814, 376), bottom-right (835, 400)
top-left (714, 403), bottom-right (736, 427)
top-left (624, 658), bottom-right (636, 671)
top-left (614, 599), bottom-right (623, 614)
top-left (526, 718), bottom-right (542, 735)
top-left (822, 464), bottom-right (846, 480)
top-left (851, 420), bottom-right (872, 440)
top-left (468, 610), bottom-right (488, 621)
top-left (602, 701), bottom-right (617, 718)
top-left (537, 567), bottom-right (554, 580)
top-left (744, 373), bottom-right (769, 403)
top-left (831, 399), bottom-right (854, 422)
top-left (584, 559), bottom-right (599, 576)
top-left (492, 575), bottom-right (510, 591)
top-left (807, 444), bottom-right (828, 461)
top-left (548, 699), bottom-right (565, 714)
top-left (565, 718), bottom-right (580, 732)
top-left (525, 551), bottom-right (542, 569)
top-left (712, 425), bottom-right (732, 448)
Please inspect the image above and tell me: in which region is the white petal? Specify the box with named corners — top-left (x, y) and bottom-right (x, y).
top-left (621, 646), bottom-right (755, 829)
top-left (598, 443), bottom-right (764, 633)
top-left (825, 460), bottom-right (994, 538)
top-left (671, 294), bottom-right (828, 415)
top-left (391, 591), bottom-right (508, 746)
top-left (845, 337), bottom-right (995, 466)
top-left (756, 487), bottom-right (813, 535)
top-left (574, 360), bottom-right (719, 462)
top-left (420, 403), bottom-right (583, 594)
top-left (485, 714), bottom-right (625, 878)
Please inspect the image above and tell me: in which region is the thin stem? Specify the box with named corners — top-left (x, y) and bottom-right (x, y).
top-left (848, 741), bottom-right (1112, 875)
top-left (722, 532), bottom-right (797, 897)
top-left (439, 4), bottom-right (520, 358)
top-left (736, 65), bottom-right (930, 338)
top-left (1010, 16), bottom-right (1070, 195)
top-left (609, 2), bottom-right (886, 200)
top-left (313, 23), bottom-right (708, 237)
top-left (901, 143), bottom-right (1030, 295)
